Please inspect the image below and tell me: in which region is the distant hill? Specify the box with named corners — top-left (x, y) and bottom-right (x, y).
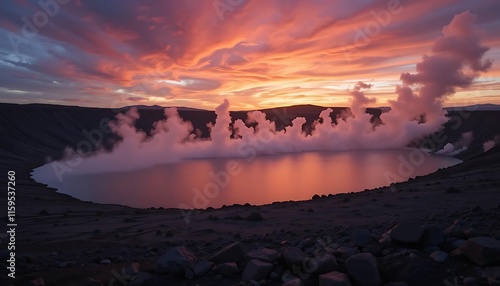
top-left (445, 104), bottom-right (500, 111)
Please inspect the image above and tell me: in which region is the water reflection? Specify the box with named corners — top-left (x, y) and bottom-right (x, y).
top-left (35, 150), bottom-right (461, 208)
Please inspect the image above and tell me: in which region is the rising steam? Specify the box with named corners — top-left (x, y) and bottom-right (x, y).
top-left (33, 11), bottom-right (491, 178)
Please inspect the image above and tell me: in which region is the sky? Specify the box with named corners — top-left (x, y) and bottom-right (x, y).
top-left (1, 0), bottom-right (499, 110)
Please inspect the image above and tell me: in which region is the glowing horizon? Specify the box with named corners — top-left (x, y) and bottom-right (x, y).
top-left (1, 1), bottom-right (499, 110)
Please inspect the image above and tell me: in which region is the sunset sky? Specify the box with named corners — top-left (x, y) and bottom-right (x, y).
top-left (1, 0), bottom-right (499, 110)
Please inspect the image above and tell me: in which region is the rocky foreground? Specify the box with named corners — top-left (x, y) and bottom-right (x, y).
top-left (5, 203), bottom-right (500, 286)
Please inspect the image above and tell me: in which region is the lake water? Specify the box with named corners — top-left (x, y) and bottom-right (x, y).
top-left (33, 149), bottom-right (461, 209)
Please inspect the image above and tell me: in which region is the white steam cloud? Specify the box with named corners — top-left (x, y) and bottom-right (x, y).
top-left (33, 11), bottom-right (491, 178)
top-left (435, 131), bottom-right (473, 156)
top-left (483, 135), bottom-right (500, 152)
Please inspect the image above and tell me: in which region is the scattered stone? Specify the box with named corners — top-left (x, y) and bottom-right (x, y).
top-left (353, 229), bottom-right (375, 247)
top-left (241, 259), bottom-right (273, 282)
top-left (458, 237), bottom-right (500, 266)
top-left (429, 250), bottom-right (448, 262)
top-left (193, 260), bottom-right (214, 277)
top-left (283, 247), bottom-right (307, 267)
top-left (210, 241), bottom-right (246, 264)
top-left (315, 254), bottom-right (339, 275)
top-left (337, 246), bottom-right (359, 259)
top-left (216, 262), bottom-right (239, 276)
top-left (99, 259), bottom-right (111, 265)
top-left (319, 271), bottom-right (352, 286)
top-left (409, 253), bottom-right (418, 258)
top-left (345, 253), bottom-right (380, 286)
top-left (156, 246), bottom-right (197, 274)
top-left (444, 225), bottom-right (465, 239)
top-left (246, 248), bottom-right (279, 262)
top-left (423, 225), bottom-right (444, 246)
top-left (390, 222), bottom-right (424, 244)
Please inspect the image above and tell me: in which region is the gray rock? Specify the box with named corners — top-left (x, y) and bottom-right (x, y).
top-left (337, 246), bottom-right (359, 259)
top-left (319, 271), bottom-right (352, 286)
top-left (353, 229), bottom-right (375, 247)
top-left (156, 246), bottom-right (197, 274)
top-left (423, 225), bottom-right (444, 246)
top-left (462, 277), bottom-right (478, 286)
top-left (282, 270), bottom-right (299, 282)
top-left (444, 225), bottom-right (465, 238)
top-left (241, 259), bottom-right (273, 282)
top-left (315, 254), bottom-right (339, 275)
top-left (247, 248), bottom-right (279, 262)
top-left (100, 259), bottom-right (111, 265)
top-left (346, 253), bottom-right (380, 286)
top-left (390, 222), bottom-right (424, 244)
top-left (283, 247), bottom-right (307, 267)
top-left (210, 241), bottom-right (246, 264)
top-left (193, 260), bottom-right (214, 277)
top-left (429, 250), bottom-right (448, 262)
top-left (458, 237), bottom-right (500, 266)
top-left (216, 262), bottom-right (239, 276)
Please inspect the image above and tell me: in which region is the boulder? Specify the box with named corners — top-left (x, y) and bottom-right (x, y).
top-left (241, 259), bottom-right (273, 282)
top-left (156, 246), bottom-right (197, 274)
top-left (336, 246), bottom-right (359, 259)
top-left (444, 224), bottom-right (465, 238)
top-left (247, 248), bottom-right (279, 262)
top-left (390, 222), bottom-right (424, 244)
top-left (319, 271), bottom-right (352, 286)
top-left (345, 253), bottom-right (380, 286)
top-left (458, 237), bottom-right (500, 266)
top-left (315, 254), bottom-right (339, 275)
top-left (193, 260), bottom-right (214, 277)
top-left (283, 247), bottom-right (308, 267)
top-left (210, 241), bottom-right (246, 264)
top-left (429, 250), bottom-right (448, 263)
top-left (216, 262), bottom-right (239, 276)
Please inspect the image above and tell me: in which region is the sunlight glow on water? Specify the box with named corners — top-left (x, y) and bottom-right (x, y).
top-left (33, 149), bottom-right (461, 208)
